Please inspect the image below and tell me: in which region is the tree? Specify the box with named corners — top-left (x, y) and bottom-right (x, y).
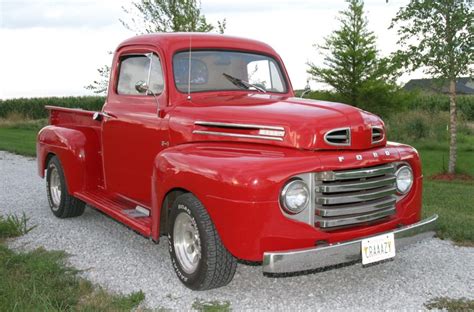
top-left (307, 0), bottom-right (395, 108)
top-left (390, 0), bottom-right (473, 174)
top-left (120, 0), bottom-right (223, 34)
top-left (84, 53), bottom-right (112, 94)
top-left (86, 0), bottom-right (226, 94)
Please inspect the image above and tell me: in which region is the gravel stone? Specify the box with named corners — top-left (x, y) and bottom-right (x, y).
top-left (1, 151), bottom-right (473, 310)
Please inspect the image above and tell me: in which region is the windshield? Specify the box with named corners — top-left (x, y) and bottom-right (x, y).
top-left (173, 50), bottom-right (288, 93)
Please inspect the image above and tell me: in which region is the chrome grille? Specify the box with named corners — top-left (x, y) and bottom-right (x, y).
top-left (314, 164), bottom-right (397, 229)
top-left (371, 126), bottom-right (384, 144)
top-left (324, 128), bottom-right (351, 146)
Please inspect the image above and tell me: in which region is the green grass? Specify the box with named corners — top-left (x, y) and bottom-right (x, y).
top-left (419, 149), bottom-right (474, 177)
top-left (0, 127), bottom-right (38, 156)
top-left (415, 144), bottom-right (474, 245)
top-left (192, 299), bottom-right (231, 312)
top-left (422, 181), bottom-right (474, 244)
top-left (0, 213), bottom-right (36, 239)
top-left (0, 118), bottom-right (47, 156)
top-left (0, 214), bottom-right (145, 311)
top-left (425, 297), bottom-right (474, 311)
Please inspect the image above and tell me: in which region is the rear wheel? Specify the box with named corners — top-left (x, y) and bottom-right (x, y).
top-left (46, 156), bottom-right (85, 218)
top-left (168, 193), bottom-right (237, 290)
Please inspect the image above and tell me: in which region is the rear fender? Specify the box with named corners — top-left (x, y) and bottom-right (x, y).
top-left (37, 126), bottom-right (102, 194)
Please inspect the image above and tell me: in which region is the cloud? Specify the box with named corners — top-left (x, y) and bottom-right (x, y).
top-left (201, 0), bottom-right (345, 14)
top-left (1, 0), bottom-right (124, 29)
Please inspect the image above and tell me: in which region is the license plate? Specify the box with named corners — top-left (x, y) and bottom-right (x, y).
top-left (361, 233), bottom-right (396, 265)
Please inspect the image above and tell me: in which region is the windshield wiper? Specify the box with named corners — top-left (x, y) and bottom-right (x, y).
top-left (222, 73), bottom-right (266, 93)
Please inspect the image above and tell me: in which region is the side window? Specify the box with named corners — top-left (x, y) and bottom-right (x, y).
top-left (117, 54), bottom-right (164, 95)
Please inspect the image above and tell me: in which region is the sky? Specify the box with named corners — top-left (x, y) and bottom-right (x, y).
top-left (0, 0), bottom-right (424, 99)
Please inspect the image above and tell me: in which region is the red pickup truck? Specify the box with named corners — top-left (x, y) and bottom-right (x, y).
top-left (37, 33), bottom-right (437, 290)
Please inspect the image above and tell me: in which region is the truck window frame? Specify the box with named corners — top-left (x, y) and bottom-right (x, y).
top-left (115, 52), bottom-right (165, 97)
top-left (171, 49), bottom-right (289, 95)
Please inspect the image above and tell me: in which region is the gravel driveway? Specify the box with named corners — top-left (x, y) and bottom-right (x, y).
top-left (1, 151), bottom-right (473, 310)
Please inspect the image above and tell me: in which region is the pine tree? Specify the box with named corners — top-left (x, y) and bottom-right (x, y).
top-left (307, 0), bottom-right (391, 107)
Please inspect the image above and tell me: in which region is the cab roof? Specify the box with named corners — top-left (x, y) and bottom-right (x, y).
top-left (116, 33), bottom-right (278, 56)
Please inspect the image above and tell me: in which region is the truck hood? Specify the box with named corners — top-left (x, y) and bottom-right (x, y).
top-left (169, 94), bottom-right (386, 150)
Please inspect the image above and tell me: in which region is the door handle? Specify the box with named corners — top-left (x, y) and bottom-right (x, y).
top-left (92, 111), bottom-right (117, 121)
top-left (101, 111), bottom-right (117, 119)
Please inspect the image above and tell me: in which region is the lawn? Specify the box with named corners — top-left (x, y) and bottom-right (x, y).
top-left (0, 119), bottom-right (45, 157)
top-left (0, 127), bottom-right (37, 156)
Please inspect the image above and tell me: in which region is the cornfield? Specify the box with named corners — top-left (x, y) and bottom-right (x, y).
top-left (0, 96), bottom-right (105, 119)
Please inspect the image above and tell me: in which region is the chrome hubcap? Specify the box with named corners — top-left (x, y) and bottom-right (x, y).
top-left (173, 212), bottom-right (201, 274)
top-left (49, 166), bottom-right (61, 210)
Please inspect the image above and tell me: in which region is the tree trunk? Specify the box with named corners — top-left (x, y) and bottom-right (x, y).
top-left (448, 79), bottom-right (457, 174)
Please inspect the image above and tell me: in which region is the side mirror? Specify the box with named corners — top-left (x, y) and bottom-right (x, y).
top-left (135, 80), bottom-right (149, 94)
top-left (300, 81), bottom-right (311, 98)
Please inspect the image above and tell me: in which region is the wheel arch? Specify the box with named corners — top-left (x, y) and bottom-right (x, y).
top-left (159, 187), bottom-right (190, 237)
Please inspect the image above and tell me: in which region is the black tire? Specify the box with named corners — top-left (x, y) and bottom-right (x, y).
top-left (168, 193), bottom-right (237, 290)
top-left (46, 156), bottom-right (85, 218)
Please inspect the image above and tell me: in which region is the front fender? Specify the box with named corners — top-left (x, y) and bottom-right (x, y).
top-left (150, 142), bottom-right (323, 259)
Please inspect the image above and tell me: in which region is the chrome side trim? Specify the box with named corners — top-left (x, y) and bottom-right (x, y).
top-left (324, 127), bottom-right (351, 146)
top-left (262, 214), bottom-right (438, 274)
top-left (315, 196), bottom-right (396, 217)
top-left (195, 121), bottom-right (284, 131)
top-left (371, 126), bottom-right (385, 144)
top-left (314, 206), bottom-right (395, 228)
top-left (315, 186), bottom-right (396, 205)
top-left (192, 130), bottom-right (284, 141)
top-left (315, 175), bottom-right (396, 193)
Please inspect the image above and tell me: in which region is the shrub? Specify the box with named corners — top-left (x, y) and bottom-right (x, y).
top-left (0, 96), bottom-right (105, 119)
top-left (305, 89), bottom-right (474, 120)
top-left (386, 110), bottom-right (471, 144)
top-left (403, 93), bottom-right (474, 121)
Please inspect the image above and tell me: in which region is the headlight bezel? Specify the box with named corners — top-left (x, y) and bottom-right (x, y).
top-left (279, 179), bottom-right (310, 215)
top-left (395, 164), bottom-right (414, 195)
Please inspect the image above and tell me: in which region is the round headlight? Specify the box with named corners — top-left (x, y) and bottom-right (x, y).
top-left (280, 180), bottom-right (309, 214)
top-left (395, 165), bottom-right (413, 195)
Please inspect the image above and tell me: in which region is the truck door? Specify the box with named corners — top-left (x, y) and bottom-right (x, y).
top-left (101, 50), bottom-right (169, 207)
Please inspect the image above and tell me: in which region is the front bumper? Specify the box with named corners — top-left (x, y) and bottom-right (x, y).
top-left (262, 214), bottom-right (438, 273)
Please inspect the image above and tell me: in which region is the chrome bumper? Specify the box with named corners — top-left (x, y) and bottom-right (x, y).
top-left (262, 214), bottom-right (438, 274)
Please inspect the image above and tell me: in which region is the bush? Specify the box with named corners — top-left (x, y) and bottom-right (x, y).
top-left (305, 89), bottom-right (474, 120)
top-left (0, 96), bottom-right (105, 119)
top-left (406, 93), bottom-right (474, 121)
top-left (385, 110), bottom-right (471, 144)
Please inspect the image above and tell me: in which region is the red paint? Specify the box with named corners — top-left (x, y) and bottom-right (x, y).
top-left (37, 33), bottom-right (423, 261)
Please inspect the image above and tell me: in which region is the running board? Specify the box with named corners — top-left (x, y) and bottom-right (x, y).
top-left (74, 190), bottom-right (152, 237)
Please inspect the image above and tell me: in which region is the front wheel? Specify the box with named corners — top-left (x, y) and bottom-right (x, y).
top-left (168, 193), bottom-right (237, 290)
